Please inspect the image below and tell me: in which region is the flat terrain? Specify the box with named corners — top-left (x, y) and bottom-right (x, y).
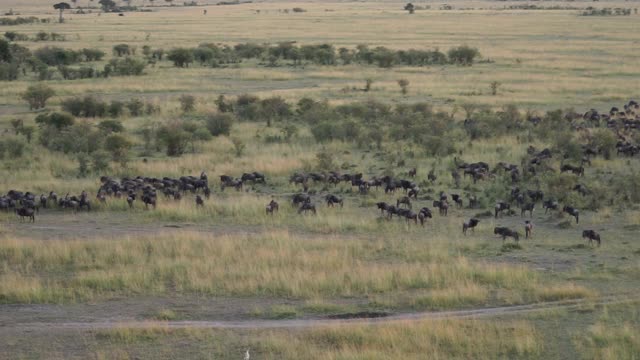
top-left (1, 0), bottom-right (640, 359)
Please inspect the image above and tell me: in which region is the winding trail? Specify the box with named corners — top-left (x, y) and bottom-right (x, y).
top-left (9, 294), bottom-right (637, 331)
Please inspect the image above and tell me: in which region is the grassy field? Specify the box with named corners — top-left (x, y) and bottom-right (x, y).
top-left (1, 0), bottom-right (640, 358)
top-left (0, 0), bottom-right (638, 114)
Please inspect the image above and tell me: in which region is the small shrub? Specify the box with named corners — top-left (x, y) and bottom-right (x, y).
top-left (231, 137), bottom-right (245, 157)
top-left (206, 113), bottom-right (234, 136)
top-left (179, 94), bottom-right (196, 113)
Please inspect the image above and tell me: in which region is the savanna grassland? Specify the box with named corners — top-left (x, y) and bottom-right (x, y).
top-left (0, 0), bottom-right (640, 359)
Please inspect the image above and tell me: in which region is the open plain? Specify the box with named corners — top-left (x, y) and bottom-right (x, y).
top-left (0, 0), bottom-right (639, 358)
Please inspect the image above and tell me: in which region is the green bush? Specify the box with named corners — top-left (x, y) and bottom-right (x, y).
top-left (447, 45), bottom-right (480, 65)
top-left (206, 113), bottom-right (234, 136)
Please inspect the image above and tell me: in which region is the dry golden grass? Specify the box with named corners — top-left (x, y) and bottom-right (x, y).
top-left (0, 230), bottom-right (593, 305)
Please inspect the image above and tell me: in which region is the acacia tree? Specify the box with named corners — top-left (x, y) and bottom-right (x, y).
top-left (404, 3), bottom-right (415, 14)
top-left (53, 2), bottom-right (71, 23)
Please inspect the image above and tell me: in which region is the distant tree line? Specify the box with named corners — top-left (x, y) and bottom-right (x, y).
top-left (157, 42), bottom-right (481, 68)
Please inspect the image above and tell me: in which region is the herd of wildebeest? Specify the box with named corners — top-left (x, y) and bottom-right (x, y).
top-left (3, 101), bottom-right (640, 246)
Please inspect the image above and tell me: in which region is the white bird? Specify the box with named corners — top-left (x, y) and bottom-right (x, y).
top-left (244, 349), bottom-right (250, 360)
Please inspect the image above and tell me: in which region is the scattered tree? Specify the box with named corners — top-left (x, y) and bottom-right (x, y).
top-left (398, 79), bottom-right (410, 95)
top-left (53, 2), bottom-right (71, 23)
top-left (404, 3), bottom-right (415, 14)
top-left (22, 84), bottom-right (55, 110)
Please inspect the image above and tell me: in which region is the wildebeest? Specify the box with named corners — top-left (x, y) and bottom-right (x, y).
top-left (325, 194), bottom-right (343, 208)
top-left (376, 202), bottom-right (390, 215)
top-left (494, 202), bottom-right (510, 218)
top-left (418, 207), bottom-right (432, 226)
top-left (127, 193), bottom-right (136, 209)
top-left (521, 203), bottom-right (534, 218)
top-left (195, 195), bottom-right (204, 207)
top-left (462, 218), bottom-right (479, 235)
top-left (292, 193), bottom-right (311, 206)
top-left (408, 187), bottom-right (419, 200)
top-left (404, 210), bottom-right (418, 224)
top-left (241, 172), bottom-right (266, 184)
top-left (494, 227), bottom-right (519, 242)
top-left (582, 230), bottom-right (601, 246)
top-left (451, 194), bottom-right (463, 208)
top-left (543, 199), bottom-right (559, 214)
top-left (408, 167), bottom-right (417, 177)
top-left (526, 190), bottom-right (544, 203)
top-left (266, 200), bottom-right (279, 215)
top-left (563, 205), bottom-right (580, 224)
top-left (142, 194), bottom-right (157, 209)
top-left (433, 200), bottom-right (448, 216)
top-left (560, 164), bottom-right (584, 176)
top-left (16, 207), bottom-right (35, 222)
top-left (397, 196), bottom-right (412, 209)
top-left (298, 202), bottom-right (316, 215)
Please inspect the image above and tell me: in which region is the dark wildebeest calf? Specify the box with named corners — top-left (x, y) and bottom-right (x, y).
top-left (582, 230), bottom-right (601, 247)
top-left (563, 206), bottom-right (580, 224)
top-left (494, 227), bottom-right (520, 242)
top-left (325, 194), bottom-right (343, 208)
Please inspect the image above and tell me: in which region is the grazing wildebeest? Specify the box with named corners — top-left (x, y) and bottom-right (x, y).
top-left (376, 202), bottom-right (389, 215)
top-left (494, 227), bottom-right (519, 242)
top-left (397, 196), bottom-right (412, 209)
top-left (525, 221), bottom-right (533, 239)
top-left (96, 192), bottom-right (106, 203)
top-left (241, 172), bottom-right (266, 184)
top-left (325, 194), bottom-right (343, 208)
top-left (433, 200), bottom-right (448, 216)
top-left (292, 193), bottom-right (311, 206)
top-left (408, 168), bottom-right (417, 178)
top-left (408, 187), bottom-right (419, 200)
top-left (560, 164), bottom-right (584, 176)
top-left (582, 230), bottom-right (601, 246)
top-left (266, 200), bottom-right (279, 215)
top-left (16, 207), bottom-right (35, 222)
top-left (195, 195), bottom-right (204, 207)
top-left (418, 207), bottom-right (432, 226)
top-left (521, 203), bottom-right (534, 218)
top-left (298, 202), bottom-right (316, 215)
top-left (39, 194), bottom-right (48, 209)
top-left (563, 206), bottom-right (580, 224)
top-left (462, 218), bottom-right (480, 235)
top-left (543, 199), bottom-right (559, 214)
top-left (494, 202), bottom-right (510, 218)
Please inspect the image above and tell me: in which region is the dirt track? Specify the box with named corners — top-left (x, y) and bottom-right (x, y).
top-left (6, 294), bottom-right (637, 331)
